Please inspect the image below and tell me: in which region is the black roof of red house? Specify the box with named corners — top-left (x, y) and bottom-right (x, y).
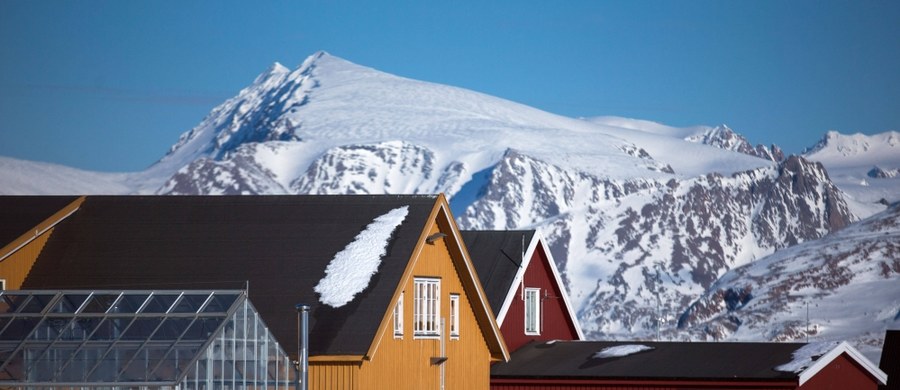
top-left (461, 230), bottom-right (534, 316)
top-left (491, 339), bottom-right (887, 387)
top-left (17, 195), bottom-right (438, 358)
top-left (492, 340), bottom-right (804, 381)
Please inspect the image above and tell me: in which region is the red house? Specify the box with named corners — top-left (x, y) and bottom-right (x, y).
top-left (490, 340), bottom-right (887, 390)
top-left (462, 230), bottom-right (583, 352)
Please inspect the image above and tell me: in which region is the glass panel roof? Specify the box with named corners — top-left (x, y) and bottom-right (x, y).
top-left (0, 290), bottom-right (292, 388)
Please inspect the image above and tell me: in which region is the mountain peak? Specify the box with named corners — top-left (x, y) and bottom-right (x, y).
top-left (269, 61), bottom-right (289, 73)
top-left (252, 62), bottom-right (290, 84)
top-left (297, 50), bottom-right (332, 71)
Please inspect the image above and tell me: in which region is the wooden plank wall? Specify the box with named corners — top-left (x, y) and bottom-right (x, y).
top-left (308, 361), bottom-right (360, 390)
top-left (0, 227), bottom-right (53, 290)
top-left (358, 221), bottom-right (492, 390)
top-left (501, 244), bottom-right (579, 351)
top-left (798, 353), bottom-right (879, 390)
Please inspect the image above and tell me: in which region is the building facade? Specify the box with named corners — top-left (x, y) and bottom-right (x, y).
top-left (0, 195), bottom-right (508, 390)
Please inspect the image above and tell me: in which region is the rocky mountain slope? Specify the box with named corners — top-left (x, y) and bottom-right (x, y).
top-left (456, 153), bottom-right (856, 339)
top-left (678, 203), bottom-right (900, 361)
top-left (1, 52), bottom-right (896, 358)
top-left (803, 130), bottom-right (900, 217)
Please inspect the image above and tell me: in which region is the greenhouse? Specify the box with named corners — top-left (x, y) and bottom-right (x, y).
top-left (0, 290), bottom-right (296, 389)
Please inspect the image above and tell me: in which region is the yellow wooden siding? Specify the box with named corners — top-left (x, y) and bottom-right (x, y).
top-left (358, 221), bottom-right (491, 390)
top-left (0, 227), bottom-right (53, 290)
top-left (309, 361), bottom-right (359, 390)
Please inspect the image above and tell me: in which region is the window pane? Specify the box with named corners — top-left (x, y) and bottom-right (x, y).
top-left (413, 278), bottom-right (440, 336)
top-left (525, 288), bottom-right (540, 334)
top-left (81, 294), bottom-right (121, 313)
top-left (393, 293), bottom-right (403, 336)
top-left (449, 294), bottom-right (459, 337)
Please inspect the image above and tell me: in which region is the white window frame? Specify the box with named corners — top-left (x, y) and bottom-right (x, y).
top-left (449, 294), bottom-right (460, 339)
top-left (393, 292), bottom-right (404, 338)
top-left (524, 287), bottom-right (541, 335)
top-left (413, 277), bottom-right (441, 338)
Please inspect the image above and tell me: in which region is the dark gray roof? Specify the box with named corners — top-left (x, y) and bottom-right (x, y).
top-left (880, 330), bottom-right (900, 390)
top-left (0, 196), bottom-right (78, 250)
top-left (461, 230), bottom-right (534, 316)
top-left (491, 340), bottom-right (805, 381)
top-left (20, 195), bottom-right (438, 358)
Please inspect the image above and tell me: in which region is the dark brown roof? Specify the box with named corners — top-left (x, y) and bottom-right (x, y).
top-left (491, 340), bottom-right (805, 381)
top-left (0, 196), bottom-right (79, 249)
top-left (461, 230), bottom-right (534, 316)
top-left (880, 330), bottom-right (900, 390)
top-left (21, 195), bottom-right (437, 358)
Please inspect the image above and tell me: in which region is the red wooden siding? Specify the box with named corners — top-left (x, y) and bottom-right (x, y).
top-left (799, 352), bottom-right (879, 390)
top-left (501, 244), bottom-right (580, 352)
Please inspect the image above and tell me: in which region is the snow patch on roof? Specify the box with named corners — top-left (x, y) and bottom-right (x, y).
top-left (775, 341), bottom-right (841, 373)
top-left (593, 344), bottom-right (654, 359)
top-left (314, 206), bottom-right (410, 307)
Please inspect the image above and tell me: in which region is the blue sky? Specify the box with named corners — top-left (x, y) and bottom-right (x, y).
top-left (1, 1), bottom-right (898, 172)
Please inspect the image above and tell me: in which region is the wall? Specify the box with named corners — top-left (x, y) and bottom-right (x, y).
top-left (359, 219), bottom-right (493, 390)
top-left (799, 353), bottom-right (878, 390)
top-left (0, 230), bottom-right (51, 290)
top-left (309, 361), bottom-right (360, 390)
top-left (501, 244), bottom-right (580, 352)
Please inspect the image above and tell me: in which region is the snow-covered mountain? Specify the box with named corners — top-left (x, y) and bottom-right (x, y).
top-left (585, 117), bottom-right (785, 162)
top-left (0, 157), bottom-right (134, 194)
top-left (1, 51), bottom-right (897, 358)
top-left (803, 130), bottom-right (900, 217)
top-left (678, 203), bottom-right (900, 362)
top-left (155, 51), bottom-right (765, 197)
top-left (456, 153), bottom-right (855, 338)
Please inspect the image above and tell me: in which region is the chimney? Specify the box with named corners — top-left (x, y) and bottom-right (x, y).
top-left (296, 304), bottom-right (310, 390)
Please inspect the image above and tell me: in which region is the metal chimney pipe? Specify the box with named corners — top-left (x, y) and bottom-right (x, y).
top-left (296, 304), bottom-right (310, 390)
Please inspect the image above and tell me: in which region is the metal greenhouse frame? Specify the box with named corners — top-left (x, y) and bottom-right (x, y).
top-left (0, 290), bottom-right (296, 389)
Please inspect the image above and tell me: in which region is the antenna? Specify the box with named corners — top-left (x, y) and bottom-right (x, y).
top-left (520, 233), bottom-right (526, 300)
top-left (655, 262), bottom-right (662, 341)
top-left (521, 233), bottom-right (525, 264)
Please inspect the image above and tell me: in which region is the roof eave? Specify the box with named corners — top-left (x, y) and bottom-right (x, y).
top-left (441, 194), bottom-right (510, 361)
top-left (496, 232), bottom-right (584, 340)
top-left (797, 341), bottom-right (887, 386)
top-left (533, 231), bottom-right (585, 340)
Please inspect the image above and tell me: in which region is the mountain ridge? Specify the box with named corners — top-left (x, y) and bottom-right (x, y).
top-left (1, 52), bottom-right (896, 360)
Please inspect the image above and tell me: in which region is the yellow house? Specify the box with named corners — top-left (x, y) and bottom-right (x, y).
top-left (0, 194), bottom-right (508, 389)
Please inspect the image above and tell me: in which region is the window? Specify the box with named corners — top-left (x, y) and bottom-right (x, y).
top-left (0, 279), bottom-right (5, 290)
top-left (449, 294), bottom-right (460, 338)
top-left (524, 288), bottom-right (540, 335)
top-left (393, 292), bottom-right (404, 338)
top-left (414, 278), bottom-right (440, 337)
